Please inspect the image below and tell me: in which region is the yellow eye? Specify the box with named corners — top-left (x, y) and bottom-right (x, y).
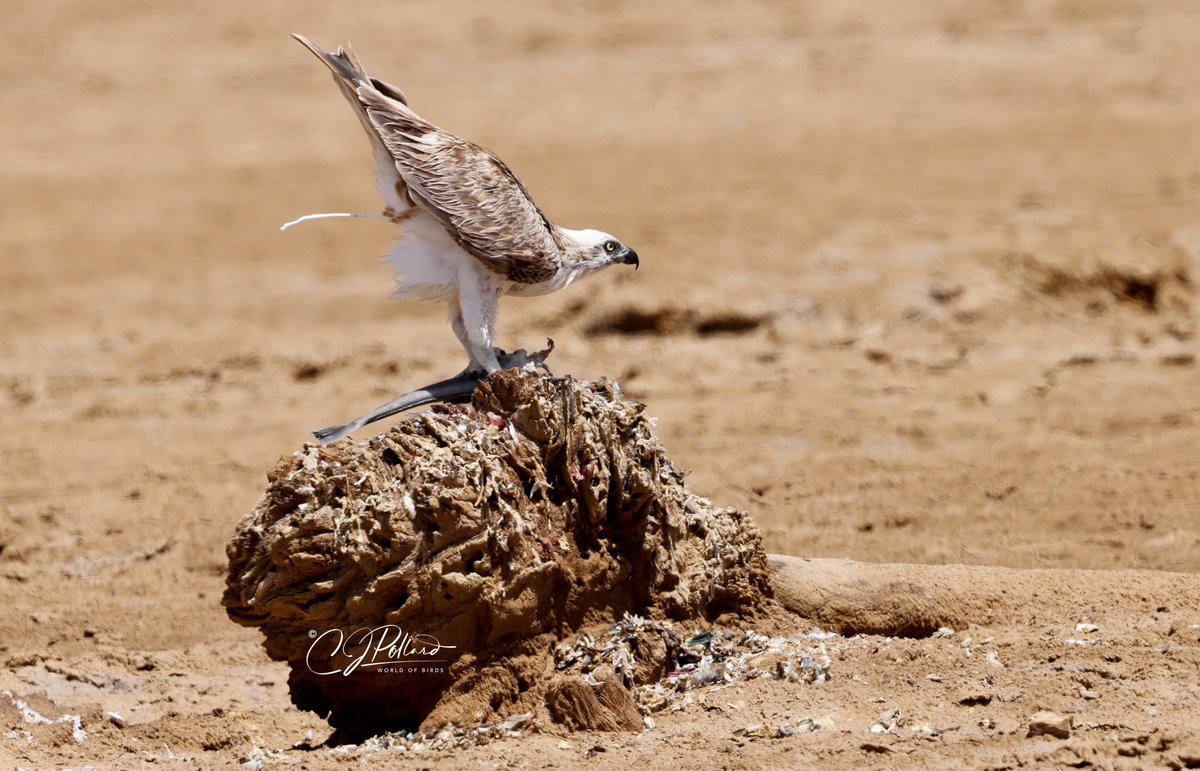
top-left (604, 241), bottom-right (617, 253)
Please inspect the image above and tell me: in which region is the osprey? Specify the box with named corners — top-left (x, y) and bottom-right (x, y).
top-left (288, 35), bottom-right (639, 375)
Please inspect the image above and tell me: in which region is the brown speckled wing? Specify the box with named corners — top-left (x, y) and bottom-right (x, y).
top-left (359, 88), bottom-right (563, 284)
top-left (292, 35), bottom-right (416, 219)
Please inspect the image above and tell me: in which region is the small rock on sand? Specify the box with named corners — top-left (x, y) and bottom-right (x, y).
top-left (1027, 711), bottom-right (1072, 739)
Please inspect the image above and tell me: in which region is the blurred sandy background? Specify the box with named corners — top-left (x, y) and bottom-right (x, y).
top-left (2, 1), bottom-right (1199, 767)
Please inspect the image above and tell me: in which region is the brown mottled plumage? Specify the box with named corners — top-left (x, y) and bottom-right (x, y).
top-left (290, 35), bottom-right (639, 374)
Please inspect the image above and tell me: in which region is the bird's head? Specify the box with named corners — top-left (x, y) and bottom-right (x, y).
top-left (560, 228), bottom-right (639, 271)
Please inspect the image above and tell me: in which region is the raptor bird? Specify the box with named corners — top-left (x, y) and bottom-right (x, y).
top-left (289, 35), bottom-right (640, 375)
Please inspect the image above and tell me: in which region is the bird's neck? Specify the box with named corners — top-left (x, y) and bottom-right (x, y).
top-left (555, 228), bottom-right (607, 273)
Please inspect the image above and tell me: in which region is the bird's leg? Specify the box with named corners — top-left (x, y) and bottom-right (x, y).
top-left (456, 266), bottom-right (503, 374)
top-left (447, 298), bottom-right (486, 376)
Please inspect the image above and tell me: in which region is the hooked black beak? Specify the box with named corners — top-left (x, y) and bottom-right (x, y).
top-left (619, 246), bottom-right (639, 270)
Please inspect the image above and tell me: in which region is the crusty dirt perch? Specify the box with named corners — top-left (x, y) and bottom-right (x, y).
top-left (223, 368), bottom-right (773, 738)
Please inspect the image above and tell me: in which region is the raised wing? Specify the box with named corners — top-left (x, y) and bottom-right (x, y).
top-left (292, 35), bottom-right (414, 219)
top-left (357, 88), bottom-right (564, 284)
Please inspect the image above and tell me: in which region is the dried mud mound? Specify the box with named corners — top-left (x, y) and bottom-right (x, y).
top-left (223, 369), bottom-right (773, 739)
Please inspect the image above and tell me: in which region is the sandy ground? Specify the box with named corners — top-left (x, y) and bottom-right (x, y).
top-left (3, 1), bottom-right (1200, 767)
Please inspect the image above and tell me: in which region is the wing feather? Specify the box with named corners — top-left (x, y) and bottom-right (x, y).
top-left (357, 88), bottom-right (563, 283)
top-left (294, 35), bottom-right (564, 283)
top-left (292, 34), bottom-right (414, 218)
